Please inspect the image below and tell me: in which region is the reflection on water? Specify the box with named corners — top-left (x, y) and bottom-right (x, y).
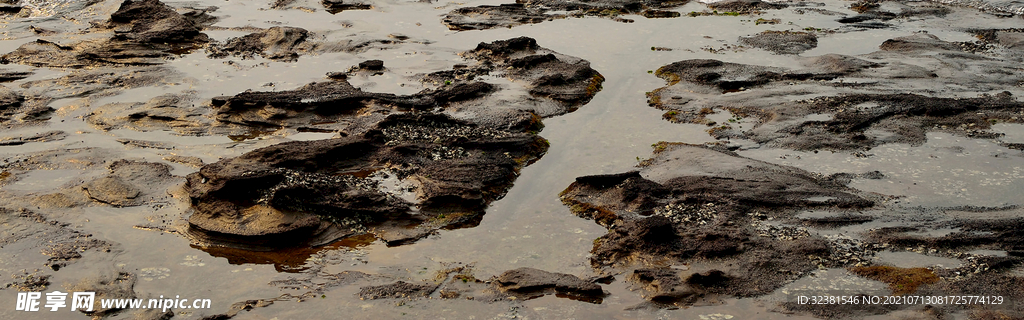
top-left (194, 233), bottom-right (377, 272)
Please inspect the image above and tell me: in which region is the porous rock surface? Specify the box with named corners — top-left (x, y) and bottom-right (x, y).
top-left (561, 143), bottom-right (873, 304)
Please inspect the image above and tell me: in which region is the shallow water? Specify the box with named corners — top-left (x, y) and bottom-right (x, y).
top-left (873, 251), bottom-right (963, 268)
top-left (741, 132), bottom-right (1024, 208)
top-left (3, 0), bottom-right (1024, 318)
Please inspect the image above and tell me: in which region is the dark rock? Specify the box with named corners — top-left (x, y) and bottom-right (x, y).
top-left (641, 9), bottom-right (681, 18)
top-left (356, 59), bottom-right (385, 70)
top-left (321, 0), bottom-right (372, 14)
top-left (5, 273), bottom-right (51, 291)
top-left (211, 78), bottom-right (495, 129)
top-left (443, 4), bottom-right (555, 31)
top-left (629, 268), bottom-right (699, 304)
top-left (561, 143), bottom-right (870, 303)
top-left (0, 4), bottom-right (21, 15)
top-left (208, 27), bottom-right (310, 61)
top-left (654, 59), bottom-right (835, 94)
top-left (184, 38), bottom-right (602, 249)
top-left (358, 281), bottom-right (435, 299)
top-left (0, 69), bottom-right (32, 82)
top-left (592, 216), bottom-right (749, 263)
top-left (868, 218), bottom-right (1024, 253)
top-left (706, 0), bottom-right (787, 13)
top-left (211, 37), bottom-right (601, 130)
top-left (648, 55), bottom-right (1023, 151)
top-left (839, 0), bottom-right (950, 27)
top-left (799, 214), bottom-right (874, 229)
top-left (105, 0), bottom-right (208, 44)
top-left (686, 270), bottom-right (732, 288)
top-left (185, 113), bottom-right (549, 249)
top-left (178, 5), bottom-right (220, 28)
top-left (492, 267), bottom-right (604, 300)
top-left (739, 30), bottom-right (818, 55)
top-left (801, 54), bottom-right (881, 74)
top-left (574, 171), bottom-right (642, 189)
top-left (116, 138), bottom-right (174, 149)
top-left (461, 37), bottom-right (604, 108)
top-left (846, 21), bottom-right (891, 29)
top-left (271, 0), bottom-right (297, 9)
top-left (76, 37), bottom-right (600, 136)
top-left (779, 93), bottom-right (1024, 150)
top-left (524, 0), bottom-right (690, 13)
top-left (357, 59), bottom-right (384, 71)
top-left (879, 33), bottom-right (961, 52)
top-left (837, 13), bottom-right (894, 24)
top-left (1, 0), bottom-right (208, 68)
top-left (444, 0), bottom-right (692, 30)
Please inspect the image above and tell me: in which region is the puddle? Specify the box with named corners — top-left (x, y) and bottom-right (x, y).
top-left (0, 169), bottom-right (86, 191)
top-left (108, 129), bottom-right (232, 145)
top-left (769, 268), bottom-right (890, 300)
top-left (905, 227), bottom-right (960, 237)
top-left (705, 109), bottom-right (757, 130)
top-left (967, 249), bottom-right (1008, 257)
top-left (804, 196), bottom-right (837, 202)
top-left (287, 132), bottom-right (338, 141)
top-left (993, 123), bottom-right (1024, 143)
top-left (740, 132), bottom-right (1024, 207)
top-left (796, 210), bottom-right (843, 219)
top-left (196, 233), bottom-right (377, 273)
top-left (873, 251), bottom-right (963, 268)
top-left (369, 169), bottom-right (419, 203)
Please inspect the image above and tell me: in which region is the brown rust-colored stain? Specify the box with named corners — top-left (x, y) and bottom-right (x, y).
top-left (849, 265), bottom-right (939, 295)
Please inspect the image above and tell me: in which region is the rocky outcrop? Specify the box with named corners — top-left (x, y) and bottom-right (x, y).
top-left (739, 31), bottom-right (818, 55)
top-left (444, 0), bottom-right (693, 30)
top-left (648, 34), bottom-right (1024, 151)
top-left (1, 0), bottom-right (209, 68)
top-left (561, 143), bottom-right (872, 304)
top-left (207, 27), bottom-right (311, 61)
top-left (492, 267), bottom-right (604, 300)
top-left (185, 113), bottom-right (550, 248)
